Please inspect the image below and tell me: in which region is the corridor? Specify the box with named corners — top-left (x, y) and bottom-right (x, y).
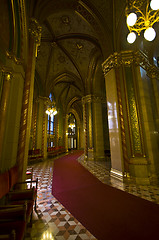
top-left (25, 153), bottom-right (159, 240)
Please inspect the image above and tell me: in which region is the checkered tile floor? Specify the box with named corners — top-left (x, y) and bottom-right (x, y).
top-left (25, 153), bottom-right (159, 239)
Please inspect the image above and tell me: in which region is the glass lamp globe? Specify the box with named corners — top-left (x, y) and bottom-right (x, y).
top-left (127, 13), bottom-right (137, 26)
top-left (144, 27), bottom-right (156, 41)
top-left (150, 0), bottom-right (159, 10)
top-left (127, 32), bottom-right (136, 44)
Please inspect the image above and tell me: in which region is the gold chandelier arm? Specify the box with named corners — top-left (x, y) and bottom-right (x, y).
top-left (134, 6), bottom-right (145, 20)
top-left (128, 19), bottom-right (146, 35)
top-left (148, 10), bottom-right (159, 26)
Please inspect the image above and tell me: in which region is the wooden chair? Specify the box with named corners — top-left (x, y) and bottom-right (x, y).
top-left (0, 230), bottom-right (16, 240)
top-left (0, 205), bottom-right (27, 240)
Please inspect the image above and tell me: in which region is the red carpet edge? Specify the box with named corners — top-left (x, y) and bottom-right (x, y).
top-left (52, 151), bottom-right (159, 240)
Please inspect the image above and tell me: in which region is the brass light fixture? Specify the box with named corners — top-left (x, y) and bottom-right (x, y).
top-left (126, 0), bottom-right (159, 43)
top-left (45, 106), bottom-right (57, 116)
top-left (68, 123), bottom-right (75, 129)
top-left (46, 93), bottom-right (57, 116)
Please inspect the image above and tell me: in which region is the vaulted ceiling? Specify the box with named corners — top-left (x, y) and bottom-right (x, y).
top-left (29, 0), bottom-right (159, 116)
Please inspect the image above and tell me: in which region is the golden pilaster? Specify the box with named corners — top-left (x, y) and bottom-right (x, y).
top-left (64, 114), bottom-right (69, 152)
top-left (32, 100), bottom-right (38, 149)
top-left (55, 115), bottom-right (59, 147)
top-left (41, 99), bottom-right (48, 159)
top-left (77, 126), bottom-right (80, 150)
top-left (17, 18), bottom-right (41, 181)
top-left (82, 95), bottom-right (94, 160)
top-left (82, 98), bottom-right (88, 158)
top-left (102, 50), bottom-right (159, 184)
top-left (0, 70), bottom-right (12, 162)
top-left (93, 96), bottom-right (105, 160)
top-left (147, 66), bottom-right (159, 132)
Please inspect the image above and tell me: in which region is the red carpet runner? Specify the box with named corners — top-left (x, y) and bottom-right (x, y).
top-left (52, 151), bottom-right (159, 240)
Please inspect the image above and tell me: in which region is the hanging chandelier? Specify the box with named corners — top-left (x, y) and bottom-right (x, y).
top-left (126, 0), bottom-right (159, 43)
top-left (45, 106), bottom-right (57, 116)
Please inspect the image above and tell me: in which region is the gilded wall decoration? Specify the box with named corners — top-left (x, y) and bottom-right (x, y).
top-left (29, 18), bottom-right (42, 46)
top-left (125, 67), bottom-right (143, 156)
top-left (102, 50), bottom-right (159, 78)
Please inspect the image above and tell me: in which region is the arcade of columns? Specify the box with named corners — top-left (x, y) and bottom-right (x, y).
top-left (0, 18), bottom-right (159, 185)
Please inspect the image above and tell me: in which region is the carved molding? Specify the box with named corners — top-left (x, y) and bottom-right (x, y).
top-left (82, 95), bottom-right (106, 104)
top-left (29, 18), bottom-right (42, 45)
top-left (6, 51), bottom-right (23, 65)
top-left (37, 96), bottom-right (50, 105)
top-left (102, 50), bottom-right (159, 79)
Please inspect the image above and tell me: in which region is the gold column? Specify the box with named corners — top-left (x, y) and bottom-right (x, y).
top-left (0, 70), bottom-right (12, 162)
top-left (82, 98), bottom-right (88, 158)
top-left (82, 95), bottom-right (94, 160)
top-left (102, 50), bottom-right (156, 184)
top-left (17, 18), bottom-right (41, 181)
top-left (64, 113), bottom-right (69, 152)
top-left (147, 66), bottom-right (159, 131)
top-left (77, 126), bottom-right (80, 150)
top-left (93, 96), bottom-right (105, 160)
top-left (41, 99), bottom-right (48, 160)
top-left (55, 115), bottom-right (59, 147)
top-left (32, 100), bottom-right (38, 149)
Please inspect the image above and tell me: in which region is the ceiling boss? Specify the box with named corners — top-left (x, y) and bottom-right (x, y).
top-left (126, 0), bottom-right (159, 43)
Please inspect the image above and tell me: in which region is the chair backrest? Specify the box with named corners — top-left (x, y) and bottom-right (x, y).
top-left (0, 230), bottom-right (16, 240)
top-left (8, 165), bottom-right (19, 190)
top-left (0, 171), bottom-right (10, 199)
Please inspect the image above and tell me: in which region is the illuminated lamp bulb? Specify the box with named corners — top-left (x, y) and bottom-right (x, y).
top-left (46, 110), bottom-right (50, 115)
top-left (127, 12), bottom-right (137, 26)
top-left (127, 32), bottom-right (136, 43)
top-left (144, 27), bottom-right (156, 41)
top-left (53, 110), bottom-right (57, 115)
top-left (150, 0), bottom-right (159, 10)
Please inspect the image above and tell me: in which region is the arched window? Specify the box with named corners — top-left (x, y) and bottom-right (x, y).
top-left (47, 114), bottom-right (54, 135)
top-left (46, 93), bottom-right (57, 147)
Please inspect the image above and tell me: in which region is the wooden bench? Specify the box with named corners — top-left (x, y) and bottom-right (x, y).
top-left (28, 149), bottom-right (43, 163)
top-left (0, 166), bottom-right (38, 239)
top-left (47, 146), bottom-right (65, 158)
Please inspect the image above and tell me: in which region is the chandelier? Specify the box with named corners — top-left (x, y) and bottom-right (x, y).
top-left (126, 0), bottom-right (159, 43)
top-left (45, 107), bottom-right (57, 116)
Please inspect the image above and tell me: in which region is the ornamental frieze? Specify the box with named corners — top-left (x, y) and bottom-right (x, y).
top-left (102, 50), bottom-right (159, 79)
top-left (82, 95), bottom-right (106, 104)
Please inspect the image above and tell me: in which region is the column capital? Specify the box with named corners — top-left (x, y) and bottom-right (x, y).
top-left (82, 95), bottom-right (106, 104)
top-left (36, 96), bottom-right (50, 105)
top-left (29, 18), bottom-right (42, 46)
top-left (146, 65), bottom-right (159, 79)
top-left (82, 95), bottom-right (93, 104)
top-left (93, 96), bottom-right (106, 104)
top-left (102, 50), bottom-right (159, 77)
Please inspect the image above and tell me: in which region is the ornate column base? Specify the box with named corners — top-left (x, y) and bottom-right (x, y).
top-left (149, 174), bottom-right (159, 185)
top-left (129, 157), bottom-right (150, 185)
top-left (88, 148), bottom-right (94, 160)
top-left (95, 156), bottom-right (105, 161)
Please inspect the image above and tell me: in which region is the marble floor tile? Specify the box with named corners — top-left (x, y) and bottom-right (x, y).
top-left (25, 153), bottom-right (159, 239)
